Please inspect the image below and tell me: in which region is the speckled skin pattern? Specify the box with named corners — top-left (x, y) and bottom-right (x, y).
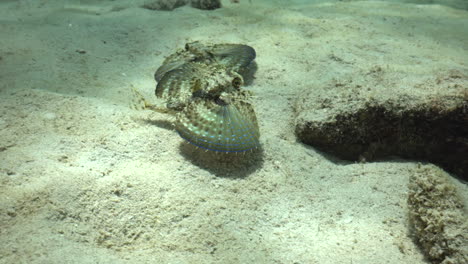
top-left (154, 42), bottom-right (260, 152)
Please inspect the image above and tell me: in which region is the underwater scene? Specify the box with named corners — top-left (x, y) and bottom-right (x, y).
top-left (0, 0), bottom-right (467, 263)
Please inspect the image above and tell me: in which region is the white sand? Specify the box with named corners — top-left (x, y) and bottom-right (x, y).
top-left (0, 0), bottom-right (467, 263)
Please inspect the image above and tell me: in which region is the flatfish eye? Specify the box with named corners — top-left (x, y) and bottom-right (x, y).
top-left (232, 77), bottom-right (242, 89)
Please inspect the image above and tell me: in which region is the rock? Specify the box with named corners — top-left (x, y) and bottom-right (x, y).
top-left (142, 0), bottom-right (187, 11)
top-left (408, 165), bottom-right (468, 264)
top-left (295, 66), bottom-right (468, 179)
top-left (141, 0), bottom-right (221, 11)
top-left (190, 0), bottom-right (221, 10)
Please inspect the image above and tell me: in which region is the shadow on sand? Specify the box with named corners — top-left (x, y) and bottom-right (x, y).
top-left (179, 142), bottom-right (264, 179)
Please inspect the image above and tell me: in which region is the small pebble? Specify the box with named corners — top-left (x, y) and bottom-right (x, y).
top-left (43, 112), bottom-right (57, 120)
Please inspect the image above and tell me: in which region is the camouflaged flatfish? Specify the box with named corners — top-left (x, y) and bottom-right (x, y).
top-left (153, 42), bottom-right (260, 152)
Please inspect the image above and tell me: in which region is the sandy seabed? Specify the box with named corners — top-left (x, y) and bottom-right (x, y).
top-left (0, 0), bottom-right (467, 263)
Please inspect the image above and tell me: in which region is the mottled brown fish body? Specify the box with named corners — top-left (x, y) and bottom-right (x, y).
top-left (154, 42), bottom-right (260, 152)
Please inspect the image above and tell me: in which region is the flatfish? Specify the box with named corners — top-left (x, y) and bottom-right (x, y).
top-left (149, 42), bottom-right (260, 152)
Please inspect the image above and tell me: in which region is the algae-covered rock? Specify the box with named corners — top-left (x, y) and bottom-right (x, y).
top-left (407, 165), bottom-right (468, 264)
top-left (142, 0), bottom-right (221, 10)
top-left (295, 67), bottom-right (468, 179)
top-left (142, 0), bottom-right (187, 10)
top-left (190, 0), bottom-right (221, 10)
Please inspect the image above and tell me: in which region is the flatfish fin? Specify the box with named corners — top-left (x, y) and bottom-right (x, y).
top-left (175, 97), bottom-right (260, 152)
top-left (155, 63), bottom-right (202, 102)
top-left (211, 44), bottom-right (256, 71)
top-left (154, 60), bottom-right (188, 82)
top-left (154, 41), bottom-right (212, 82)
